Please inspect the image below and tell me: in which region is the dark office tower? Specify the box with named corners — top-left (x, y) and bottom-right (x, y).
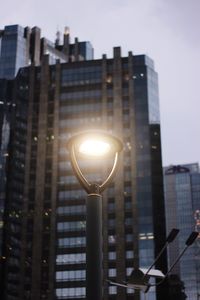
top-left (0, 25), bottom-right (94, 300)
top-left (1, 47), bottom-right (168, 300)
top-left (0, 72), bottom-right (30, 299)
top-left (164, 163), bottom-right (200, 299)
top-left (0, 25), bottom-right (30, 79)
top-left (0, 79), bottom-right (13, 258)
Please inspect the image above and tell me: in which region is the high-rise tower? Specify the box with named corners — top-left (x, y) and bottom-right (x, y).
top-left (164, 163), bottom-right (200, 299)
top-left (0, 26), bottom-right (167, 300)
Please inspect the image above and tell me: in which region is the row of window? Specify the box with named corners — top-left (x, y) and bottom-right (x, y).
top-left (58, 190), bottom-right (86, 200)
top-left (58, 234), bottom-right (135, 248)
top-left (59, 89), bottom-right (134, 103)
top-left (56, 250), bottom-right (134, 266)
top-left (56, 270), bottom-right (85, 281)
top-left (58, 173), bottom-right (102, 185)
top-left (57, 219), bottom-right (135, 233)
top-left (58, 187), bottom-right (117, 201)
top-left (57, 221), bottom-right (86, 232)
top-left (56, 267), bottom-right (135, 283)
top-left (56, 202), bottom-right (132, 216)
top-left (60, 102), bottom-right (102, 114)
top-left (56, 253), bottom-right (86, 265)
top-left (58, 159), bottom-right (110, 173)
top-left (61, 78), bottom-right (102, 87)
top-left (59, 116), bottom-right (102, 128)
top-left (58, 237), bottom-right (86, 248)
top-left (57, 205), bottom-right (86, 215)
top-left (62, 66), bottom-right (102, 76)
top-left (56, 287), bottom-right (85, 298)
top-left (60, 90), bottom-right (101, 100)
top-left (55, 286), bottom-right (134, 297)
top-left (58, 232), bottom-right (153, 248)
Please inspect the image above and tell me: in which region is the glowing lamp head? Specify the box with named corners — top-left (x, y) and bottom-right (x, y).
top-left (67, 131), bottom-right (123, 193)
top-left (79, 139), bottom-right (111, 157)
top-left (67, 131), bottom-right (123, 159)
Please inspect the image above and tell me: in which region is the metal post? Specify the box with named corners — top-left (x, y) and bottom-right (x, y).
top-left (67, 132), bottom-right (123, 300)
top-left (86, 193), bottom-right (102, 300)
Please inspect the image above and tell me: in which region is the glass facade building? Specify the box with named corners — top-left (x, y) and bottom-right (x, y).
top-left (0, 24), bottom-right (94, 80)
top-left (164, 163), bottom-right (200, 299)
top-left (0, 40), bottom-right (168, 299)
top-left (0, 25), bottom-right (28, 79)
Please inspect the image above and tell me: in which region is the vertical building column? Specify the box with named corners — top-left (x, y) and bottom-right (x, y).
top-left (128, 52), bottom-right (140, 300)
top-left (113, 47), bottom-right (126, 300)
top-left (63, 27), bottom-right (70, 61)
top-left (31, 56), bottom-right (49, 300)
top-left (102, 54), bottom-right (108, 129)
top-left (18, 64), bottom-right (35, 299)
top-left (74, 37), bottom-right (79, 61)
top-left (150, 124), bottom-right (169, 300)
top-left (101, 54), bottom-right (109, 300)
top-left (30, 27), bottom-right (41, 66)
top-left (24, 27), bottom-right (31, 65)
top-left (128, 51), bottom-right (139, 266)
top-left (48, 61), bottom-right (61, 300)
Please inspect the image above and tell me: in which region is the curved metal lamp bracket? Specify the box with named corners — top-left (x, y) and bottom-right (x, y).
top-left (99, 152), bottom-right (119, 193)
top-left (69, 146), bottom-right (120, 195)
top-left (70, 145), bottom-right (91, 194)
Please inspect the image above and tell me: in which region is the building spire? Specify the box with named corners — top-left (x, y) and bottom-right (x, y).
top-left (55, 30), bottom-right (61, 46)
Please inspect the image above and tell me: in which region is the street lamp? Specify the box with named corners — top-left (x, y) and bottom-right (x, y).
top-left (67, 131), bottom-right (123, 300)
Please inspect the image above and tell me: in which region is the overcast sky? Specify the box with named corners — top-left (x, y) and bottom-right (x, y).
top-left (0, 0), bottom-right (199, 166)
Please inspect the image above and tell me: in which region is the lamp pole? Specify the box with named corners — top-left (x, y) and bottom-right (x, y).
top-left (86, 185), bottom-right (102, 300)
top-left (67, 131), bottom-right (123, 300)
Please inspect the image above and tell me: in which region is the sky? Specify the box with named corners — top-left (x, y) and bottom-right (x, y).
top-left (0, 0), bottom-right (199, 166)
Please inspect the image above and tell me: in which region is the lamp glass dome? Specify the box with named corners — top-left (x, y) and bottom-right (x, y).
top-left (79, 139), bottom-right (111, 157)
top-left (67, 131), bottom-right (123, 159)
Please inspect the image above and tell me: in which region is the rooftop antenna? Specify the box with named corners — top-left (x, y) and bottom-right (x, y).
top-left (55, 29), bottom-right (61, 46)
top-left (63, 26), bottom-right (70, 58)
top-left (64, 26), bottom-right (70, 35)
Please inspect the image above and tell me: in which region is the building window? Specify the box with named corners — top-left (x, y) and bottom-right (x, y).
top-left (109, 286), bottom-right (117, 294)
top-left (108, 268), bottom-right (116, 278)
top-left (108, 252), bottom-right (116, 260)
top-left (125, 201), bottom-right (132, 210)
top-left (108, 218), bottom-right (115, 228)
top-left (108, 235), bottom-right (116, 244)
top-left (126, 234), bottom-right (133, 242)
top-left (108, 202), bottom-right (115, 212)
top-left (125, 217), bottom-right (133, 226)
top-left (126, 267), bottom-right (132, 276)
top-left (126, 250), bottom-right (134, 259)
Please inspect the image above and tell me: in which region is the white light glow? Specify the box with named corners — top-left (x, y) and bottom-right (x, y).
top-left (79, 139), bottom-right (111, 157)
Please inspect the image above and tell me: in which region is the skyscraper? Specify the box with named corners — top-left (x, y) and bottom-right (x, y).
top-left (164, 163), bottom-right (200, 299)
top-left (0, 24), bottom-right (94, 300)
top-left (0, 24), bottom-right (94, 80)
top-left (0, 26), bottom-right (168, 300)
